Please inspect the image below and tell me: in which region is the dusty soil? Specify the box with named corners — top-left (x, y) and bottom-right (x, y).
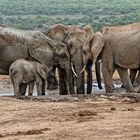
top-left (0, 74), bottom-right (140, 140)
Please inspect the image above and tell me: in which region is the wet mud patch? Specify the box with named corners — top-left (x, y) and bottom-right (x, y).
top-left (77, 110), bottom-right (97, 116)
top-left (0, 128), bottom-right (50, 138)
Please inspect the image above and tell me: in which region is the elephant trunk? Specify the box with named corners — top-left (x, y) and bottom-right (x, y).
top-left (95, 60), bottom-right (102, 89)
top-left (58, 60), bottom-right (75, 95)
top-left (68, 68), bottom-right (75, 94)
top-left (65, 62), bottom-right (75, 94)
top-left (86, 61), bottom-right (93, 94)
top-left (58, 68), bottom-right (68, 95)
top-left (72, 62), bottom-right (84, 94)
top-left (71, 47), bottom-right (85, 94)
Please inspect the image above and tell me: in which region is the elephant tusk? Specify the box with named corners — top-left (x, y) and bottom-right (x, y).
top-left (80, 65), bottom-right (86, 74)
top-left (71, 63), bottom-right (78, 77)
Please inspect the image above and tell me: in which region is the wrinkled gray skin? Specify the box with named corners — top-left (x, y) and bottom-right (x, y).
top-left (9, 59), bottom-right (48, 96)
top-left (42, 24), bottom-right (93, 94)
top-left (0, 25), bottom-right (70, 95)
top-left (82, 22), bottom-right (140, 93)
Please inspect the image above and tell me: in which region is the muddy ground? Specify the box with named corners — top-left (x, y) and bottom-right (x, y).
top-left (0, 74), bottom-right (140, 140)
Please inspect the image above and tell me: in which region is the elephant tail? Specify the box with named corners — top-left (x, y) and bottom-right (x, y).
top-left (95, 60), bottom-right (102, 89)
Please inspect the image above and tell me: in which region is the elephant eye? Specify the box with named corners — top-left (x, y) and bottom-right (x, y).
top-left (68, 44), bottom-right (73, 48)
top-left (82, 49), bottom-right (86, 54)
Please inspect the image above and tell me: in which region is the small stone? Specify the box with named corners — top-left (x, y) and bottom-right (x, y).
top-left (101, 95), bottom-right (108, 98)
top-left (78, 110), bottom-right (97, 116)
top-left (110, 107), bottom-right (116, 111)
top-left (109, 96), bottom-right (117, 101)
top-left (122, 97), bottom-right (131, 102)
top-left (128, 108), bottom-right (135, 111)
top-left (130, 98), bottom-right (136, 103)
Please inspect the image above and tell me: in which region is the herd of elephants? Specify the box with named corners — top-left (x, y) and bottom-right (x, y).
top-left (0, 22), bottom-right (140, 96)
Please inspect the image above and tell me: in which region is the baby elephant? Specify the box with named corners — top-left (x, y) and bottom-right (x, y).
top-left (9, 59), bottom-right (48, 96)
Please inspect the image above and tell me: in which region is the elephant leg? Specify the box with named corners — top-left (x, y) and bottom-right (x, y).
top-left (87, 64), bottom-right (92, 94)
top-left (135, 70), bottom-right (140, 87)
top-left (28, 81), bottom-right (34, 96)
top-left (121, 69), bottom-right (136, 88)
top-left (19, 83), bottom-right (27, 96)
top-left (11, 75), bottom-right (22, 96)
top-left (58, 68), bottom-right (68, 95)
top-left (102, 65), bottom-right (114, 93)
top-left (117, 67), bottom-right (135, 93)
top-left (35, 75), bottom-right (43, 96)
top-left (130, 69), bottom-right (137, 85)
top-left (13, 82), bottom-right (20, 96)
top-left (42, 79), bottom-right (46, 95)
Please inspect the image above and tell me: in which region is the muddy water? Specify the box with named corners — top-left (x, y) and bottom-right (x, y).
top-left (0, 80), bottom-right (123, 96)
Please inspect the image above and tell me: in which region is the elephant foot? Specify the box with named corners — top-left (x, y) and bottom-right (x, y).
top-left (133, 82), bottom-right (138, 87)
top-left (59, 92), bottom-right (68, 95)
top-left (105, 86), bottom-right (113, 93)
top-left (125, 87), bottom-right (135, 93)
top-left (49, 85), bottom-right (58, 90)
top-left (47, 85), bottom-right (58, 90)
top-left (137, 88), bottom-right (140, 93)
top-left (14, 95), bottom-right (21, 99)
top-left (59, 87), bottom-right (68, 95)
top-left (76, 88), bottom-right (85, 95)
top-left (121, 84), bottom-right (125, 88)
top-left (77, 92), bottom-right (85, 95)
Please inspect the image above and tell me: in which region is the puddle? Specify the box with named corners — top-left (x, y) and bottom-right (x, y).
top-left (0, 82), bottom-right (122, 96)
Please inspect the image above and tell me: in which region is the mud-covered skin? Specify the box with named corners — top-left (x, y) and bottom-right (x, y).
top-left (82, 22), bottom-right (140, 93)
top-left (9, 59), bottom-right (48, 96)
top-left (0, 25), bottom-right (70, 95)
top-left (42, 24), bottom-right (93, 95)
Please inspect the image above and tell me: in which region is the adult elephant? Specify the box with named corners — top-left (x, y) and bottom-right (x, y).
top-left (42, 24), bottom-right (95, 94)
top-left (0, 24), bottom-right (70, 95)
top-left (82, 22), bottom-right (140, 93)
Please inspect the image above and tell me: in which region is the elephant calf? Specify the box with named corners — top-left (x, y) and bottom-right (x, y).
top-left (9, 59), bottom-right (48, 96)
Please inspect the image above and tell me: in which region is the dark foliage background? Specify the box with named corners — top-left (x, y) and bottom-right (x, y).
top-left (0, 0), bottom-right (140, 30)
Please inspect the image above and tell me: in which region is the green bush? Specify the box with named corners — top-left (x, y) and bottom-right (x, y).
top-left (0, 0), bottom-right (140, 31)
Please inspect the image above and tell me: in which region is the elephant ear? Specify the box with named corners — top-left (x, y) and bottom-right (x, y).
top-left (36, 63), bottom-right (48, 79)
top-left (29, 33), bottom-right (54, 68)
top-left (91, 32), bottom-right (105, 63)
top-left (83, 25), bottom-right (94, 42)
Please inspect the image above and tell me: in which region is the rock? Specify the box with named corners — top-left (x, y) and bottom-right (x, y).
top-left (108, 95), bottom-right (118, 101)
top-left (122, 97), bottom-right (131, 102)
top-left (78, 110), bottom-right (97, 116)
top-left (128, 108), bottom-right (135, 111)
top-left (110, 107), bottom-right (116, 111)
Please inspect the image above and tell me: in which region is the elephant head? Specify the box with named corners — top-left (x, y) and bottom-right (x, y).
top-left (82, 32), bottom-right (105, 65)
top-left (29, 32), bottom-right (70, 70)
top-left (42, 24), bottom-right (94, 94)
top-left (81, 32), bottom-right (105, 91)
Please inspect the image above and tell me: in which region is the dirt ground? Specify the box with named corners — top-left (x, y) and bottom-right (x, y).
top-left (0, 73), bottom-right (140, 140)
